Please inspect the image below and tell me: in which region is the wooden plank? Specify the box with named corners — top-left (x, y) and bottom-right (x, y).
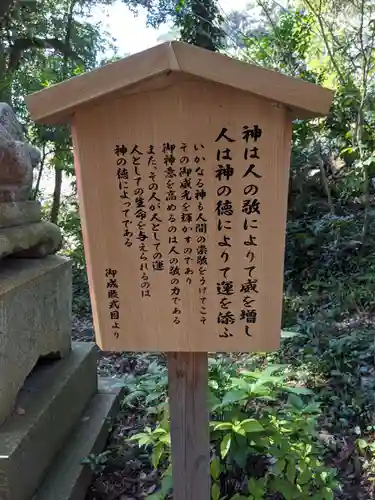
top-left (69, 80), bottom-right (290, 353)
top-left (26, 41), bottom-right (334, 124)
top-left (173, 42), bottom-right (333, 118)
top-left (25, 43), bottom-right (175, 124)
top-left (168, 352), bottom-right (210, 500)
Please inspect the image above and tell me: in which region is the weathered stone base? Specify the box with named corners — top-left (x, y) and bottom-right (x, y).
top-left (0, 221), bottom-right (62, 259)
top-left (0, 201), bottom-right (41, 229)
top-left (0, 256), bottom-right (72, 426)
top-left (0, 342), bottom-right (98, 500)
top-left (35, 378), bottom-right (122, 500)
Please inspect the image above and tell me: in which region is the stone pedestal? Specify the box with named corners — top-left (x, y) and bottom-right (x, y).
top-left (0, 256), bottom-right (122, 500)
top-left (0, 256), bottom-right (72, 426)
top-left (0, 104), bottom-right (118, 500)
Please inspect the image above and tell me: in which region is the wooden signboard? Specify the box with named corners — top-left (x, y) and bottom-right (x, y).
top-left (27, 42), bottom-right (333, 500)
top-left (26, 42), bottom-right (333, 354)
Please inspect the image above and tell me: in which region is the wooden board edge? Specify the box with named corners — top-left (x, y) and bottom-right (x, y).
top-left (171, 42), bottom-right (334, 118)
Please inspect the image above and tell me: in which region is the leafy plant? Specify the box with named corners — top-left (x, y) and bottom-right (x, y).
top-left (128, 358), bottom-right (339, 499)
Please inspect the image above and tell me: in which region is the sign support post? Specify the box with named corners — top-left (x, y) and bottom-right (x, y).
top-left (168, 352), bottom-right (210, 500)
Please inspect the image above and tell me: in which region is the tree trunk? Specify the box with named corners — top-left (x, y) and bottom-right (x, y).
top-left (361, 162), bottom-right (371, 245)
top-left (49, 0), bottom-right (75, 225)
top-left (50, 165), bottom-right (62, 224)
top-left (33, 144), bottom-right (46, 199)
top-left (0, 42), bottom-right (11, 104)
top-left (315, 139), bottom-right (334, 215)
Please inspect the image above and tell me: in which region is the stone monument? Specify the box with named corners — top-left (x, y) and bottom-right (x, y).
top-left (0, 103), bottom-right (121, 500)
top-left (0, 102), bottom-right (66, 426)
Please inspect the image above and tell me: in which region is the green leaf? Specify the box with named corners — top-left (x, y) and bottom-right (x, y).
top-left (124, 390), bottom-right (146, 402)
top-left (211, 482), bottom-right (220, 500)
top-left (286, 460), bottom-right (296, 484)
top-left (323, 487), bottom-right (334, 500)
top-left (138, 435), bottom-right (151, 447)
top-left (287, 393), bottom-right (304, 409)
top-left (220, 433), bottom-right (232, 458)
top-left (222, 389), bottom-right (248, 405)
top-left (363, 156), bottom-right (375, 166)
top-left (159, 434), bottom-right (171, 445)
top-left (357, 439), bottom-right (368, 450)
top-left (299, 466), bottom-right (312, 485)
top-left (152, 443), bottom-right (164, 469)
top-left (284, 386), bottom-right (314, 396)
top-left (213, 422), bottom-right (233, 431)
top-left (273, 458), bottom-right (286, 475)
top-left (229, 377), bottom-right (251, 390)
top-left (147, 493), bottom-right (163, 500)
top-left (270, 477), bottom-right (297, 499)
top-left (240, 419), bottom-right (264, 433)
top-left (146, 392), bottom-right (164, 404)
top-left (281, 330), bottom-right (301, 338)
top-left (175, 0), bottom-right (185, 14)
top-left (248, 476), bottom-right (266, 497)
top-left (208, 389), bottom-right (221, 410)
top-left (233, 424), bottom-right (246, 436)
top-left (160, 474), bottom-right (173, 495)
top-left (210, 456), bottom-right (220, 480)
top-left (152, 428), bottom-right (168, 436)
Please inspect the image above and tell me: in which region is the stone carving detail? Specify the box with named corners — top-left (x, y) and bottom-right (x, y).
top-left (0, 103), bottom-right (62, 259)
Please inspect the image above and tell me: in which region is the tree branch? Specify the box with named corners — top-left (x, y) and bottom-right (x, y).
top-left (7, 36), bottom-right (83, 73)
top-left (302, 0), bottom-right (348, 86)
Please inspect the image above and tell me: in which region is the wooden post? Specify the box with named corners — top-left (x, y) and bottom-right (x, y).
top-left (167, 352), bottom-right (210, 500)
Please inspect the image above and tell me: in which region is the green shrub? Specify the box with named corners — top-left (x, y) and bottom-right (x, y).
top-left (126, 358), bottom-right (339, 500)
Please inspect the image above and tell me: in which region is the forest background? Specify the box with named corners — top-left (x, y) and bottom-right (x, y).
top-left (2, 0), bottom-right (375, 498)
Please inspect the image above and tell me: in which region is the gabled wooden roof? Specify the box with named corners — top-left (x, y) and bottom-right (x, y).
top-left (26, 41), bottom-right (333, 124)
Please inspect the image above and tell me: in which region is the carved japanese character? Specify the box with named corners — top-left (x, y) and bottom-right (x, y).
top-left (180, 178), bottom-right (191, 189)
top-left (162, 143), bottom-right (176, 153)
top-left (169, 266), bottom-right (180, 276)
top-left (240, 279), bottom-right (258, 293)
top-left (215, 127), bottom-right (235, 142)
top-left (181, 213), bottom-right (193, 223)
top-left (242, 199), bottom-right (260, 215)
top-left (243, 164), bottom-right (261, 179)
top-left (216, 200), bottom-right (233, 216)
top-left (165, 166), bottom-right (176, 178)
top-left (217, 185), bottom-right (231, 196)
top-left (216, 164), bottom-right (234, 181)
top-left (114, 144), bottom-right (127, 156)
top-left (217, 280), bottom-right (234, 296)
top-left (218, 235), bottom-right (231, 247)
top-left (197, 255), bottom-right (207, 266)
top-left (220, 297), bottom-right (232, 310)
top-left (244, 235), bottom-right (257, 246)
top-left (217, 311), bottom-right (236, 324)
top-left (244, 146), bottom-right (259, 159)
top-left (153, 260), bottom-right (164, 271)
top-left (219, 327), bottom-right (233, 337)
top-left (244, 185), bottom-right (259, 196)
top-left (217, 148), bottom-right (232, 161)
top-left (218, 219), bottom-right (232, 231)
top-left (108, 289), bottom-right (119, 299)
top-left (130, 145), bottom-right (143, 155)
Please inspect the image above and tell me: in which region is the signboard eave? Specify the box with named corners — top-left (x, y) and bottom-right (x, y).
top-left (26, 41), bottom-right (334, 125)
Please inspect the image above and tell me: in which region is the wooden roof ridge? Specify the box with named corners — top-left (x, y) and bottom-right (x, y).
top-left (26, 41), bottom-right (333, 124)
